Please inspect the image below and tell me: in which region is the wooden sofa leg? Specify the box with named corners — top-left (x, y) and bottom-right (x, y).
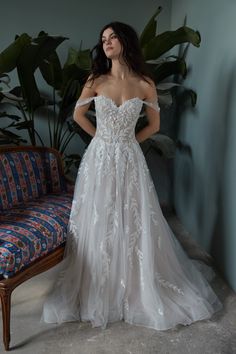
top-left (0, 288), bottom-right (12, 351)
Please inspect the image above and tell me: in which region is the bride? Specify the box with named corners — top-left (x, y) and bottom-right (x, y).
top-left (41, 21), bottom-right (222, 330)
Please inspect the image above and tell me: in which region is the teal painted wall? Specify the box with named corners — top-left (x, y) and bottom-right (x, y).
top-left (171, 0), bottom-right (236, 291)
top-left (1, 1), bottom-right (171, 50)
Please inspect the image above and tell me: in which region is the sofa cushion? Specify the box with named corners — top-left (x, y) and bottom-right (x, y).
top-left (0, 193), bottom-right (73, 278)
top-left (0, 150), bottom-right (67, 210)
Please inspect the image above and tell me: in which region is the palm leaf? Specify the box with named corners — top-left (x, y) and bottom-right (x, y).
top-left (143, 26), bottom-right (201, 60)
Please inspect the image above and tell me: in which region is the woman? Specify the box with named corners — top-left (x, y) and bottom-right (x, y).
top-left (41, 22), bottom-right (222, 330)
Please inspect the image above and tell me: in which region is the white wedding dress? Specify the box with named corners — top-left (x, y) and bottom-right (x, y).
top-left (41, 95), bottom-right (222, 330)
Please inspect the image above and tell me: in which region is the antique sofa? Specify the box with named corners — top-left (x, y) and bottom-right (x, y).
top-left (0, 145), bottom-right (74, 350)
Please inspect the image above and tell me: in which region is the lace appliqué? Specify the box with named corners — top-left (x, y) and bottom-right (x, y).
top-left (155, 273), bottom-right (185, 296)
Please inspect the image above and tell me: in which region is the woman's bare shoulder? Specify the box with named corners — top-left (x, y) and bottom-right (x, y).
top-left (139, 76), bottom-right (156, 89)
top-left (85, 74), bottom-right (108, 91)
top-left (139, 76), bottom-right (157, 100)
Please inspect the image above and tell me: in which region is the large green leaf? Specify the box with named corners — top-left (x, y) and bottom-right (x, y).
top-left (149, 134), bottom-right (176, 158)
top-left (150, 58), bottom-right (187, 82)
top-left (39, 51), bottom-right (62, 89)
top-left (16, 32), bottom-right (68, 112)
top-left (143, 26), bottom-right (201, 60)
top-left (0, 33), bottom-right (31, 74)
top-left (77, 49), bottom-right (91, 71)
top-left (60, 64), bottom-right (88, 98)
top-left (16, 64), bottom-right (44, 112)
top-left (30, 31), bottom-right (68, 71)
top-left (59, 79), bottom-right (81, 118)
top-left (139, 6), bottom-right (162, 47)
top-left (64, 48), bottom-right (91, 70)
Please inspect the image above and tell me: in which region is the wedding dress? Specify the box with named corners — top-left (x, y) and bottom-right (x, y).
top-left (41, 95), bottom-right (222, 330)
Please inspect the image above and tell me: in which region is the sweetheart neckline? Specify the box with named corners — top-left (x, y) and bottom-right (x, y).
top-left (95, 95), bottom-right (143, 108)
top-left (75, 95), bottom-right (160, 112)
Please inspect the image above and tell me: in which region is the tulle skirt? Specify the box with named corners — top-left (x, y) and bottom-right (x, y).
top-left (41, 137), bottom-right (223, 330)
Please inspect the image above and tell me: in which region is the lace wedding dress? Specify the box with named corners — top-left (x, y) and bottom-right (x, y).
top-left (41, 95), bottom-right (222, 330)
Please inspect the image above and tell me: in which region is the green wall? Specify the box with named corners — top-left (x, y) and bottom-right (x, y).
top-left (171, 0), bottom-right (236, 291)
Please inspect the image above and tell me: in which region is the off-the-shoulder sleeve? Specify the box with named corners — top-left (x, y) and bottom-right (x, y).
top-left (74, 96), bottom-right (95, 110)
top-left (142, 99), bottom-right (160, 112)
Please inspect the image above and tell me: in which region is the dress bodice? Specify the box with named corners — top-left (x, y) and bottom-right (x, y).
top-left (75, 95), bottom-right (160, 144)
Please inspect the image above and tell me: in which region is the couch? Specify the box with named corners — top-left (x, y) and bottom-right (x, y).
top-left (0, 145), bottom-right (74, 350)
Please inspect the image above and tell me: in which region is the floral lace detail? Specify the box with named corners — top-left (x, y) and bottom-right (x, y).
top-left (155, 273), bottom-right (185, 296)
top-left (75, 95), bottom-right (160, 146)
top-left (41, 94), bottom-right (222, 330)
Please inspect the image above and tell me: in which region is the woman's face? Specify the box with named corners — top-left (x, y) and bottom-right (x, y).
top-left (102, 27), bottom-right (122, 59)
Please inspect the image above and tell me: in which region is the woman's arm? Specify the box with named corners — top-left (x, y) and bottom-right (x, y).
top-left (135, 80), bottom-right (160, 143)
top-left (73, 78), bottom-right (97, 137)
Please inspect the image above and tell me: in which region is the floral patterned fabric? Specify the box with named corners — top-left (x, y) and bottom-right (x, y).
top-left (0, 193), bottom-right (72, 278)
top-left (0, 150), bottom-right (67, 210)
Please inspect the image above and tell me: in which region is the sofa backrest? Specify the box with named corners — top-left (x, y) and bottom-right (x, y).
top-left (0, 146), bottom-right (67, 210)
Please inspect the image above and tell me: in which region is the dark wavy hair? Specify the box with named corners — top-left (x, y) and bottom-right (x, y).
top-left (87, 21), bottom-right (152, 84)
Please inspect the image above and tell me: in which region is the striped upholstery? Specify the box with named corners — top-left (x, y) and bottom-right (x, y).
top-left (0, 150), bottom-right (67, 210)
top-left (0, 194), bottom-right (72, 278)
top-left (0, 147), bottom-right (74, 278)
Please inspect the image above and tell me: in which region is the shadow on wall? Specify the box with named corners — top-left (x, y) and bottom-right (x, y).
top-left (210, 62), bottom-right (236, 290)
top-left (173, 60), bottom-right (236, 285)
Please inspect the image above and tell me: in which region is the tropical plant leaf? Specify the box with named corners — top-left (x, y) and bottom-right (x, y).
top-left (60, 64), bottom-right (87, 98)
top-left (157, 92), bottom-right (173, 106)
top-left (32, 31), bottom-right (68, 71)
top-left (16, 33), bottom-right (68, 112)
top-left (0, 91), bottom-right (24, 101)
top-left (13, 120), bottom-right (34, 130)
top-left (77, 49), bottom-right (92, 71)
top-left (69, 120), bottom-right (92, 145)
top-left (0, 112), bottom-right (22, 121)
top-left (184, 89), bottom-right (197, 106)
top-left (0, 73), bottom-right (11, 88)
top-left (157, 82), bottom-right (181, 90)
top-left (143, 26), bottom-right (201, 60)
top-left (139, 6), bottom-right (162, 47)
top-left (65, 47), bottom-right (91, 71)
top-left (150, 58), bottom-right (187, 82)
top-left (39, 51), bottom-right (62, 89)
top-left (149, 133), bottom-right (176, 158)
top-left (0, 128), bottom-right (27, 142)
top-left (16, 65), bottom-right (44, 112)
top-left (0, 33), bottom-right (31, 74)
top-left (59, 79), bottom-right (81, 118)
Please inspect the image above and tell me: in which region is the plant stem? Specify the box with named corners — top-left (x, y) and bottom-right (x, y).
top-left (34, 128), bottom-right (44, 146)
top-left (60, 130), bottom-right (76, 154)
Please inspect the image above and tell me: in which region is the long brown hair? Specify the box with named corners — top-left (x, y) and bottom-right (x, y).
top-left (88, 21), bottom-right (152, 84)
